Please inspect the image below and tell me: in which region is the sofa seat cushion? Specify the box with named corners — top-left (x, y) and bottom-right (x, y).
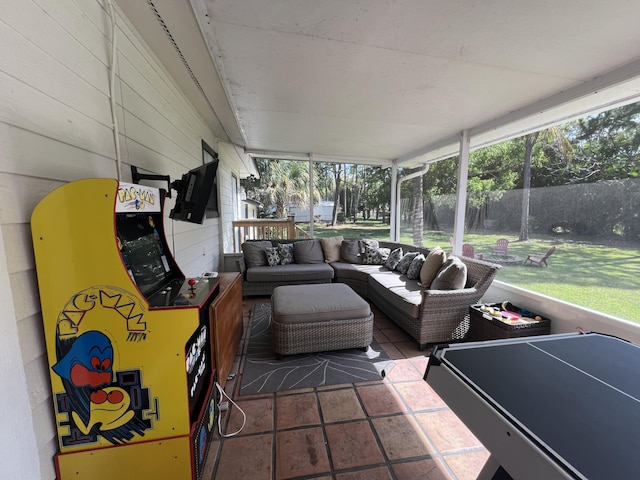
top-left (331, 262), bottom-right (388, 282)
top-left (246, 263), bottom-right (334, 283)
top-left (368, 271), bottom-right (422, 319)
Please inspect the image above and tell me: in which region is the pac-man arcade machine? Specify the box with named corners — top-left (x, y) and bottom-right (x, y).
top-left (32, 178), bottom-right (221, 480)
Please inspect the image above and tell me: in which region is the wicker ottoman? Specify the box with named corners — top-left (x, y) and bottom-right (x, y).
top-left (271, 283), bottom-right (374, 357)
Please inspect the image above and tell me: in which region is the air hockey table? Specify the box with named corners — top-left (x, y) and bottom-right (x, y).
top-left (424, 332), bottom-right (640, 480)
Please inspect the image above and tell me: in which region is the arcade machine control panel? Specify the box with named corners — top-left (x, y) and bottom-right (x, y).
top-left (148, 276), bottom-right (221, 308)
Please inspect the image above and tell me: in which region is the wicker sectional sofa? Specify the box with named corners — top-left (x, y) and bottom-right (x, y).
top-left (239, 238), bottom-right (501, 349)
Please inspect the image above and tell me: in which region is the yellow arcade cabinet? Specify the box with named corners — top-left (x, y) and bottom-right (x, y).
top-left (32, 178), bottom-right (221, 480)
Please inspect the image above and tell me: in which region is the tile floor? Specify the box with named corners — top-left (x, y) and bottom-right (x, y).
top-left (202, 297), bottom-right (489, 480)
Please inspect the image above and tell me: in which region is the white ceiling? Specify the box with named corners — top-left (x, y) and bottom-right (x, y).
top-left (118, 0), bottom-right (640, 168)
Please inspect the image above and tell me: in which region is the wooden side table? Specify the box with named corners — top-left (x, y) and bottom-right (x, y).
top-left (209, 272), bottom-right (243, 387)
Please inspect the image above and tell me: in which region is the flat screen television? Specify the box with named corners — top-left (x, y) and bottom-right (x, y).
top-left (170, 158), bottom-right (219, 224)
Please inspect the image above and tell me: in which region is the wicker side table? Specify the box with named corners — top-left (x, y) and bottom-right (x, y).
top-left (468, 302), bottom-right (551, 341)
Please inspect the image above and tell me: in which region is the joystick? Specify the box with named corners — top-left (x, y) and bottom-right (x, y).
top-left (188, 278), bottom-right (197, 297)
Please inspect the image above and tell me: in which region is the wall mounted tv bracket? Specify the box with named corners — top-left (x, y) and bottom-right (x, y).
top-left (130, 165), bottom-right (172, 198)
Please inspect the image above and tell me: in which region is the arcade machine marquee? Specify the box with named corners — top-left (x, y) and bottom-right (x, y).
top-left (31, 178), bottom-right (220, 480)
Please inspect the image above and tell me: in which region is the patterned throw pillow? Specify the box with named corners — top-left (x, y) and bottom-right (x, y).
top-left (384, 247), bottom-right (403, 270)
top-left (359, 239), bottom-right (379, 253)
top-left (406, 254), bottom-right (425, 280)
top-left (362, 246), bottom-right (391, 265)
top-left (265, 247), bottom-right (280, 266)
top-left (277, 243), bottom-right (295, 265)
top-left (377, 247), bottom-right (391, 263)
top-left (395, 251), bottom-right (420, 274)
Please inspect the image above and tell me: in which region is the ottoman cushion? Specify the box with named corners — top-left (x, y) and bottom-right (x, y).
top-left (271, 283), bottom-right (374, 356)
top-left (272, 284), bottom-right (371, 324)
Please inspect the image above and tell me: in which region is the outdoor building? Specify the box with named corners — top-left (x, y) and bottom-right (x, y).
top-left (2, 1), bottom-right (640, 479)
top-left (288, 201), bottom-right (336, 223)
top-left (240, 193), bottom-right (261, 219)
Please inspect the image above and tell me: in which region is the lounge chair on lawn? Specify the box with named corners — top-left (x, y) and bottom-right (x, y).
top-left (462, 243), bottom-right (483, 259)
top-left (524, 246), bottom-right (556, 267)
top-left (492, 238), bottom-right (509, 256)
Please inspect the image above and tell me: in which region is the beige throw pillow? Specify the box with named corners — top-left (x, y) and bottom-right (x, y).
top-left (420, 247), bottom-right (447, 288)
top-left (320, 236), bottom-right (344, 263)
top-left (431, 256), bottom-right (468, 290)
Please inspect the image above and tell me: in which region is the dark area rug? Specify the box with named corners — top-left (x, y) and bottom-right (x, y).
top-left (240, 303), bottom-right (395, 395)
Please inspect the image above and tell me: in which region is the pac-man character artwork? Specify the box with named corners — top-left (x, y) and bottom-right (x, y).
top-left (52, 287), bottom-right (154, 447)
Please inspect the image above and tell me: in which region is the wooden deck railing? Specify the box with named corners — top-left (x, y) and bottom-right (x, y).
top-left (232, 215), bottom-right (308, 252)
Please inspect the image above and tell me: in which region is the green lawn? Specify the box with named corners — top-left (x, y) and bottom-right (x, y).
top-left (304, 220), bottom-right (640, 323)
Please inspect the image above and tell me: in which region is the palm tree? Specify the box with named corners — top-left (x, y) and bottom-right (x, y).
top-left (261, 160), bottom-right (314, 218)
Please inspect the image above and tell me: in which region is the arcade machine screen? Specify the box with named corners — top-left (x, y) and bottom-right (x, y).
top-left (116, 212), bottom-right (181, 298)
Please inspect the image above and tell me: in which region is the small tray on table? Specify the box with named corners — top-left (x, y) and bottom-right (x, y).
top-left (468, 302), bottom-right (551, 341)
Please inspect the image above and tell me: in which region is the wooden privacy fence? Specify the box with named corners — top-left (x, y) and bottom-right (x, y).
top-left (232, 216), bottom-right (308, 252)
